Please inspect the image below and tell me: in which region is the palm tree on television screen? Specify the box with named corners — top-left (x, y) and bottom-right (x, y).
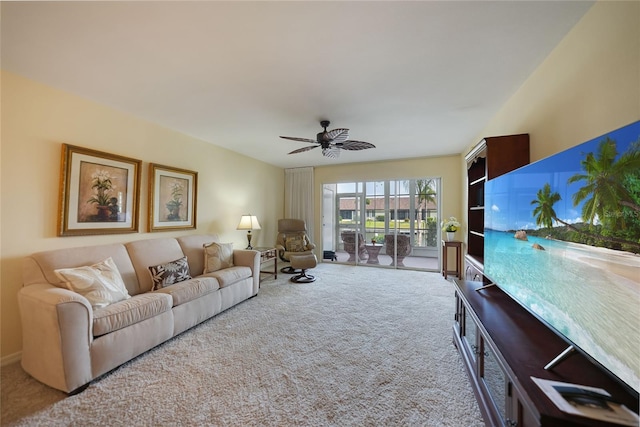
top-left (531, 138), bottom-right (640, 252)
top-left (531, 183), bottom-right (561, 231)
top-left (568, 138), bottom-right (640, 227)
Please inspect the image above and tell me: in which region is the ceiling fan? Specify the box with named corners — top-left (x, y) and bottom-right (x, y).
top-left (280, 120), bottom-right (376, 159)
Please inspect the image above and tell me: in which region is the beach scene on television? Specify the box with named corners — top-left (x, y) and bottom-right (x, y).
top-left (484, 120), bottom-right (640, 393)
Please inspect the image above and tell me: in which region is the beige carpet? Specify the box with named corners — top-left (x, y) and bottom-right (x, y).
top-left (1, 263), bottom-right (484, 426)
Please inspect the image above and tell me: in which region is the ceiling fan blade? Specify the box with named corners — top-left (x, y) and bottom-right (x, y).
top-left (288, 145), bottom-right (318, 155)
top-left (338, 140), bottom-right (376, 151)
top-left (280, 136), bottom-right (317, 144)
top-left (323, 128), bottom-right (349, 143)
top-left (322, 146), bottom-right (340, 158)
top-left (281, 121), bottom-right (375, 159)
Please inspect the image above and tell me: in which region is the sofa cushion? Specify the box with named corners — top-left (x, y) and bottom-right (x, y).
top-left (154, 277), bottom-right (219, 306)
top-left (202, 266), bottom-right (252, 288)
top-left (93, 293), bottom-right (172, 337)
top-left (54, 257), bottom-right (131, 309)
top-left (25, 243), bottom-right (140, 295)
top-left (125, 238), bottom-right (187, 293)
top-left (176, 234), bottom-right (220, 277)
top-left (149, 256), bottom-right (192, 290)
top-left (203, 242), bottom-right (234, 273)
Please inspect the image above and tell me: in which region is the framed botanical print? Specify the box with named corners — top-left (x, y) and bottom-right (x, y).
top-left (58, 144), bottom-right (141, 236)
top-left (148, 163), bottom-right (197, 232)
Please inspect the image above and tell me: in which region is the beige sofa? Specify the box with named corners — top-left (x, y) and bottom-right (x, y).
top-left (18, 234), bottom-right (260, 394)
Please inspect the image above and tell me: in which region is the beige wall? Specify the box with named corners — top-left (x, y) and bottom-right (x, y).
top-left (0, 71), bottom-right (284, 360)
top-left (314, 155), bottom-right (463, 254)
top-left (467, 1), bottom-right (639, 161)
top-left (461, 0), bottom-right (639, 243)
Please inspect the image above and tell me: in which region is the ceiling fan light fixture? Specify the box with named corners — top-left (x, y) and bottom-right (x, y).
top-left (322, 147), bottom-right (340, 158)
top-left (280, 119), bottom-right (376, 159)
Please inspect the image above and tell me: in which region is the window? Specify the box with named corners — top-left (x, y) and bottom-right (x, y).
top-left (322, 178), bottom-right (441, 271)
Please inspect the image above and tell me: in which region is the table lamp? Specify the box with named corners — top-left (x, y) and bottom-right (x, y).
top-left (236, 215), bottom-right (261, 249)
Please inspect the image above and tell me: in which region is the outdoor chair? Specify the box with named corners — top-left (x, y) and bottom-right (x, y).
top-left (385, 234), bottom-right (411, 266)
top-left (341, 231), bottom-right (367, 262)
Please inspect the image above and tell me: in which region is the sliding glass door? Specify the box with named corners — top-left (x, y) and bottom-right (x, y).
top-left (323, 178), bottom-right (440, 271)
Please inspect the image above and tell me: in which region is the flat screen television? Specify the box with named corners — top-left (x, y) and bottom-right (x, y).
top-left (484, 120), bottom-right (640, 395)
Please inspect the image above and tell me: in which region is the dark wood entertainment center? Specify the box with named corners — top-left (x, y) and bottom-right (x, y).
top-left (453, 278), bottom-right (639, 426)
top-left (458, 135), bottom-right (639, 426)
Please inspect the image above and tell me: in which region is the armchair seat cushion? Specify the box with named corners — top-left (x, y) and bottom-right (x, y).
top-left (93, 293), bottom-right (172, 337)
top-left (203, 266), bottom-right (252, 288)
top-left (280, 249), bottom-right (314, 262)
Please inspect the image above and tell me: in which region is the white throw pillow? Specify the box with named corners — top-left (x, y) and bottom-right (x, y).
top-left (203, 242), bottom-right (234, 273)
top-left (55, 257), bottom-right (131, 309)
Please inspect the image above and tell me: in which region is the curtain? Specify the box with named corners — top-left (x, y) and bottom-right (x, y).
top-left (284, 167), bottom-right (314, 241)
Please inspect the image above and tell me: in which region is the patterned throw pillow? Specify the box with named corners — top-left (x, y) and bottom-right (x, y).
top-left (54, 257), bottom-right (131, 309)
top-left (148, 256), bottom-right (192, 291)
top-left (285, 235), bottom-right (306, 252)
top-left (203, 242), bottom-right (234, 273)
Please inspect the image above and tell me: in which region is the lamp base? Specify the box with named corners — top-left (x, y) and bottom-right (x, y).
top-left (246, 232), bottom-right (253, 250)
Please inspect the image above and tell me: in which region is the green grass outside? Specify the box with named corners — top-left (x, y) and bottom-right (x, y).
top-left (340, 219), bottom-right (426, 229)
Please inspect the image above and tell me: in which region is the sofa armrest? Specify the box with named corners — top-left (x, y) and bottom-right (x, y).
top-left (18, 284), bottom-right (94, 393)
top-left (232, 250), bottom-right (260, 295)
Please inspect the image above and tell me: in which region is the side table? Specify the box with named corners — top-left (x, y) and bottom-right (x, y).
top-left (442, 240), bottom-right (462, 279)
top-left (254, 247), bottom-right (277, 284)
top-left (364, 244), bottom-right (381, 264)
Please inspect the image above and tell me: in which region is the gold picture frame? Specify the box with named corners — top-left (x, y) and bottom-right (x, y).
top-left (58, 144), bottom-right (141, 236)
top-left (148, 163), bottom-right (197, 232)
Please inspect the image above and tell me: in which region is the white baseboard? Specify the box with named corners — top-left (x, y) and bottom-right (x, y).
top-left (1, 351), bottom-right (22, 366)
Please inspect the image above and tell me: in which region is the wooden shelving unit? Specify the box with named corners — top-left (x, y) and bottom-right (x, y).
top-left (464, 134), bottom-right (529, 281)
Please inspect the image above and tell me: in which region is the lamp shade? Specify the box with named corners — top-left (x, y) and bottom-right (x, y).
top-left (236, 215), bottom-right (261, 230)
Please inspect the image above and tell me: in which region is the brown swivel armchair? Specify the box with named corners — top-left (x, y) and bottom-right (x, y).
top-left (385, 234), bottom-right (411, 266)
top-left (275, 219), bottom-right (316, 273)
top-left (341, 231), bottom-right (367, 262)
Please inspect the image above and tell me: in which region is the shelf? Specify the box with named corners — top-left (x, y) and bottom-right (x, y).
top-left (470, 176), bottom-right (486, 187)
top-left (465, 253), bottom-right (484, 269)
top-left (467, 156), bottom-right (487, 183)
top-left (468, 181), bottom-right (485, 208)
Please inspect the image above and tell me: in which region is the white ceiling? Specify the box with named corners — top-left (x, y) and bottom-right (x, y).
top-left (1, 1), bottom-right (594, 169)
